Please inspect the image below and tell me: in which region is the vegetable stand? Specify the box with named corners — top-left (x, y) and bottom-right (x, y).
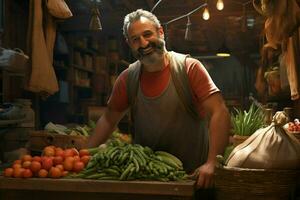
top-left (0, 177), bottom-right (195, 200)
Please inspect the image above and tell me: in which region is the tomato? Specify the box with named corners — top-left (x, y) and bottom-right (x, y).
top-left (23, 169), bottom-right (33, 178)
top-left (22, 161), bottom-right (31, 169)
top-left (22, 155), bottom-right (32, 162)
top-left (43, 146), bottom-right (55, 157)
top-left (12, 163), bottom-right (22, 169)
top-left (63, 157), bottom-right (74, 171)
top-left (4, 168), bottom-right (14, 177)
top-left (32, 156), bottom-right (42, 162)
top-left (80, 155), bottom-right (90, 166)
top-left (73, 155), bottom-right (81, 162)
top-left (53, 156), bottom-right (64, 165)
top-left (49, 167), bottom-right (62, 178)
top-left (30, 161), bottom-right (42, 173)
top-left (79, 149), bottom-right (90, 157)
top-left (38, 169), bottom-right (48, 178)
top-left (64, 149), bottom-right (74, 157)
top-left (55, 147), bottom-right (65, 157)
top-left (42, 157), bottom-right (53, 170)
top-left (73, 161), bottom-right (85, 173)
top-left (55, 164), bottom-right (64, 172)
top-left (13, 167), bottom-right (25, 178)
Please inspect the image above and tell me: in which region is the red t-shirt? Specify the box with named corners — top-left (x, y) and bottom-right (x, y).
top-left (107, 57), bottom-right (219, 117)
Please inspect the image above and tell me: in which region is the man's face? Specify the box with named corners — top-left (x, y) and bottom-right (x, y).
top-left (127, 16), bottom-right (166, 65)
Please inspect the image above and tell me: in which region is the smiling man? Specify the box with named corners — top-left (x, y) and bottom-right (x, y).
top-left (87, 9), bottom-right (231, 192)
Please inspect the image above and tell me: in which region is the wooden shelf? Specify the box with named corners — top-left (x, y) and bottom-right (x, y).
top-left (73, 84), bottom-right (91, 89)
top-left (72, 64), bottom-right (93, 73)
top-left (73, 46), bottom-right (98, 55)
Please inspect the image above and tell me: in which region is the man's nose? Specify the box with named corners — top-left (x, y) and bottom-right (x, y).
top-left (139, 36), bottom-right (149, 48)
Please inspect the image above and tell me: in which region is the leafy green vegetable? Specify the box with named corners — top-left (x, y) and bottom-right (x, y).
top-left (231, 103), bottom-right (265, 136)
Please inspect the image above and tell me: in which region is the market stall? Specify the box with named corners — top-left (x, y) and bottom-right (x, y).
top-left (0, 178), bottom-right (195, 200)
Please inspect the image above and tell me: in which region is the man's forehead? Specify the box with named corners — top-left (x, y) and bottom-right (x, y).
top-left (128, 17), bottom-right (156, 31)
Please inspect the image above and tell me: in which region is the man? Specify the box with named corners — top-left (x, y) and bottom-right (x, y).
top-left (88, 9), bottom-right (231, 189)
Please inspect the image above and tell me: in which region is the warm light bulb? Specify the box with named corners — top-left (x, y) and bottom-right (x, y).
top-left (216, 0), bottom-right (224, 10)
top-left (202, 7), bottom-right (210, 20)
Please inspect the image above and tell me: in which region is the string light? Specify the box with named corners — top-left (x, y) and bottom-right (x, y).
top-left (164, 3), bottom-right (207, 25)
top-left (216, 0), bottom-right (224, 10)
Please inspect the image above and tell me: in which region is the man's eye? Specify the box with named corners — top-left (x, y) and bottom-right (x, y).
top-left (132, 38), bottom-right (138, 42)
top-left (144, 33), bottom-right (152, 38)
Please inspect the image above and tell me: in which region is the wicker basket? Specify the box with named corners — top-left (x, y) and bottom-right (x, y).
top-left (214, 165), bottom-right (300, 200)
top-left (28, 131), bottom-right (88, 152)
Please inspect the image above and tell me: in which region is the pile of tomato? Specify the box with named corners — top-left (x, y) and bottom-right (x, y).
top-left (286, 119), bottom-right (300, 132)
top-left (3, 145), bottom-right (91, 179)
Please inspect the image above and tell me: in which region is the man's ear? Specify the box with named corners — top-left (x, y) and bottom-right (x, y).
top-left (158, 26), bottom-right (164, 39)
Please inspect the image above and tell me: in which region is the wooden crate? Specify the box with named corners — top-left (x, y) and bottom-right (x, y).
top-left (28, 131), bottom-right (88, 152)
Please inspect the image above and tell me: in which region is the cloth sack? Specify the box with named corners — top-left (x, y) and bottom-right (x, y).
top-left (46, 0), bottom-right (73, 19)
top-left (0, 48), bottom-right (29, 72)
top-left (226, 111), bottom-right (300, 169)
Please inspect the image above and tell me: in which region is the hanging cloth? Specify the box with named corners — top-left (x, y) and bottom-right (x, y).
top-left (26, 0), bottom-right (59, 96)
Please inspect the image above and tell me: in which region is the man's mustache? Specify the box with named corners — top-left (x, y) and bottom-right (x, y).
top-left (137, 41), bottom-right (164, 55)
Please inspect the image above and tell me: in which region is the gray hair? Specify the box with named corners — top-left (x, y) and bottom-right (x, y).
top-left (123, 9), bottom-right (161, 40)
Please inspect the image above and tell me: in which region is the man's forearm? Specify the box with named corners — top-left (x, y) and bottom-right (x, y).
top-left (87, 108), bottom-right (125, 148)
top-left (87, 116), bottom-right (116, 148)
top-left (206, 106), bottom-right (230, 164)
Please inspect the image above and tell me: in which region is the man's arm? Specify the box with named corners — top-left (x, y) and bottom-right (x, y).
top-left (87, 107), bottom-right (127, 148)
top-left (196, 92), bottom-right (231, 188)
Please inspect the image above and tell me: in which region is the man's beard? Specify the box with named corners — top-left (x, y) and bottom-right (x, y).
top-left (131, 38), bottom-right (166, 65)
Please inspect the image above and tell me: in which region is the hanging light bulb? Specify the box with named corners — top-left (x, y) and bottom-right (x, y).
top-left (184, 16), bottom-right (192, 41)
top-left (202, 7), bottom-right (210, 20)
top-left (216, 0), bottom-right (224, 10)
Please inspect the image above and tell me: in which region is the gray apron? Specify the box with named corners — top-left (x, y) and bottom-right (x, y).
top-left (129, 55), bottom-right (209, 172)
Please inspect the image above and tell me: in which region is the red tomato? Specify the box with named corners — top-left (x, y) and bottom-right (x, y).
top-left (49, 167), bottom-right (62, 178)
top-left (4, 168), bottom-right (14, 177)
top-left (53, 156), bottom-right (64, 165)
top-left (30, 161), bottom-right (42, 173)
top-left (23, 169), bottom-right (33, 178)
top-left (42, 157), bottom-right (53, 170)
top-left (79, 149), bottom-right (90, 157)
top-left (73, 161), bottom-right (85, 173)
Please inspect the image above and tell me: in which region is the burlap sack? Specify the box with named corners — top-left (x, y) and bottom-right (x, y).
top-left (46, 0), bottom-right (73, 19)
top-left (226, 111), bottom-right (300, 169)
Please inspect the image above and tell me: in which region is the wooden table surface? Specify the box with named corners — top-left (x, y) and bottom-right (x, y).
top-left (0, 177), bottom-right (196, 200)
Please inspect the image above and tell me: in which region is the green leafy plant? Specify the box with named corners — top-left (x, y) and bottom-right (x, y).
top-left (231, 103), bottom-right (265, 136)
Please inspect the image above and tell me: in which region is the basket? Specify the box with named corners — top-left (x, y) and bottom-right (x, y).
top-left (28, 131), bottom-right (88, 152)
top-left (0, 48), bottom-right (29, 73)
top-left (214, 165), bottom-right (300, 200)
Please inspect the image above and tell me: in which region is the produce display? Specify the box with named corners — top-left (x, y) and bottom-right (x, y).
top-left (2, 146), bottom-right (92, 178)
top-left (285, 119), bottom-right (300, 132)
top-left (72, 140), bottom-right (187, 181)
top-left (2, 139), bottom-right (187, 182)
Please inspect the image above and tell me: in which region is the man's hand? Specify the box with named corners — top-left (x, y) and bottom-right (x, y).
top-left (193, 162), bottom-right (215, 189)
